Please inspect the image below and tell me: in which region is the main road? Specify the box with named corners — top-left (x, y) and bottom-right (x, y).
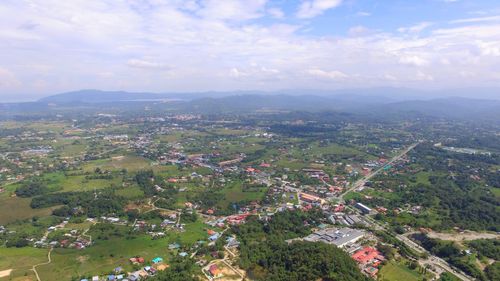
top-left (338, 141), bottom-right (474, 281)
top-left (338, 141), bottom-right (420, 201)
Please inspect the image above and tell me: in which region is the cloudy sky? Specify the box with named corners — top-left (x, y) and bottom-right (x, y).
top-left (1, 0), bottom-right (500, 100)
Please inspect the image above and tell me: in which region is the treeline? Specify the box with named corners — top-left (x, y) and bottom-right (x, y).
top-left (30, 190), bottom-right (126, 218)
top-left (233, 210), bottom-right (369, 281)
top-left (467, 239), bottom-right (500, 260)
top-left (15, 181), bottom-right (49, 197)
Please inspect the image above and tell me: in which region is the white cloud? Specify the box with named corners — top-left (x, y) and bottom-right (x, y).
top-left (296, 0), bottom-right (343, 19)
top-left (348, 25), bottom-right (372, 37)
top-left (416, 71), bottom-right (434, 81)
top-left (198, 0), bottom-right (268, 21)
top-left (450, 15), bottom-right (500, 24)
top-left (356, 11), bottom-right (371, 17)
top-left (398, 55), bottom-right (430, 66)
top-left (398, 22), bottom-right (433, 33)
top-left (476, 40), bottom-right (500, 56)
top-left (0, 1), bottom-right (500, 96)
top-left (268, 7), bottom-right (285, 19)
top-left (127, 59), bottom-right (170, 70)
top-left (0, 67), bottom-right (21, 88)
top-left (307, 69), bottom-right (348, 80)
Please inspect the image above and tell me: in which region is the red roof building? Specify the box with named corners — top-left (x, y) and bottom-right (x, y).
top-left (352, 247), bottom-right (384, 265)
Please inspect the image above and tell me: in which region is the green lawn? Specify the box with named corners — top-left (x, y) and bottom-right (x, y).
top-left (0, 197), bottom-right (57, 225)
top-left (0, 247), bottom-right (49, 281)
top-left (83, 155), bottom-right (152, 172)
top-left (378, 261), bottom-right (428, 281)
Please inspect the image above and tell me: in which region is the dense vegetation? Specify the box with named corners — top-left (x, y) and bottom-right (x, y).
top-left (365, 144), bottom-right (500, 231)
top-left (411, 233), bottom-right (490, 280)
top-left (15, 181), bottom-right (49, 197)
top-left (233, 210), bottom-right (369, 281)
top-left (30, 190), bottom-right (126, 217)
top-left (467, 239), bottom-right (500, 260)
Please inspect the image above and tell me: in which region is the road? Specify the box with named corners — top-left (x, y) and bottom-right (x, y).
top-left (339, 142), bottom-right (419, 201)
top-left (338, 142), bottom-right (473, 281)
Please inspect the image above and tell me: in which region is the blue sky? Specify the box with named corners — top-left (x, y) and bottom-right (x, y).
top-left (1, 0), bottom-right (500, 100)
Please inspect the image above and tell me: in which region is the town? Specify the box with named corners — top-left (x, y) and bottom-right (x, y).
top-left (0, 108), bottom-right (498, 281)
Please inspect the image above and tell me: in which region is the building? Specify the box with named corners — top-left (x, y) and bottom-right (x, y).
top-left (299, 192), bottom-right (326, 204)
top-left (352, 247), bottom-right (384, 264)
top-left (303, 227), bottom-right (365, 248)
top-left (354, 202), bottom-right (372, 214)
top-left (209, 264), bottom-right (222, 278)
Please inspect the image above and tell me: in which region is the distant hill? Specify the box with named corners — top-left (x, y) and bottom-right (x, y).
top-left (26, 89), bottom-right (500, 122)
top-left (181, 94), bottom-right (500, 122)
top-left (369, 97), bottom-right (500, 121)
top-left (38, 90), bottom-right (169, 104)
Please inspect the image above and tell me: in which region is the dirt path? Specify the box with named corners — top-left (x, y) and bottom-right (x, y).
top-left (0, 269), bottom-right (12, 278)
top-left (427, 231), bottom-right (500, 242)
top-left (31, 248), bottom-right (52, 281)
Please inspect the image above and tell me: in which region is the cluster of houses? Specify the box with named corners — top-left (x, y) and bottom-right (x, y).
top-left (80, 257), bottom-right (169, 281)
top-left (34, 220), bottom-right (91, 249)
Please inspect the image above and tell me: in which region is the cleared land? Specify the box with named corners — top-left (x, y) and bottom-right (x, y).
top-left (427, 231), bottom-right (500, 241)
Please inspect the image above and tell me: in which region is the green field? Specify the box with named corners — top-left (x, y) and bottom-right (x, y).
top-left (0, 197), bottom-right (57, 225)
top-left (0, 247), bottom-right (49, 281)
top-left (378, 261), bottom-right (429, 281)
top-left (83, 155), bottom-right (152, 172)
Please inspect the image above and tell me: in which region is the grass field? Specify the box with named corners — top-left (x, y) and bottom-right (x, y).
top-left (378, 261), bottom-right (427, 281)
top-left (0, 197), bottom-right (57, 225)
top-left (0, 247), bottom-right (49, 281)
top-left (83, 155), bottom-right (152, 172)
top-left (115, 186), bottom-right (145, 199)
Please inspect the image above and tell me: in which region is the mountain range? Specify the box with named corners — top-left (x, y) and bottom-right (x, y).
top-left (0, 88), bottom-right (498, 122)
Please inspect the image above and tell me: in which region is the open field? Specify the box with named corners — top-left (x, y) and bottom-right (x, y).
top-left (0, 197), bottom-right (57, 225)
top-left (0, 247), bottom-right (48, 281)
top-left (82, 155), bottom-right (152, 172)
top-left (378, 261), bottom-right (423, 281)
top-left (427, 231), bottom-right (500, 242)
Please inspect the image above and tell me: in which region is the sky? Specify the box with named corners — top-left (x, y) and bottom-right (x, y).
top-left (1, 0), bottom-right (500, 100)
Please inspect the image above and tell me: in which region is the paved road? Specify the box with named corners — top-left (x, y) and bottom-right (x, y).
top-left (338, 142), bottom-right (474, 281)
top-left (339, 142), bottom-right (419, 201)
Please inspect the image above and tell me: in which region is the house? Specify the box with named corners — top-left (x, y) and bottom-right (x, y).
top-left (156, 263), bottom-right (169, 271)
top-left (209, 233), bottom-right (220, 241)
top-left (352, 247), bottom-right (384, 265)
top-left (354, 202), bottom-right (372, 214)
top-left (299, 192), bottom-right (325, 204)
top-left (209, 264), bottom-right (222, 278)
top-left (152, 257), bottom-right (163, 263)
